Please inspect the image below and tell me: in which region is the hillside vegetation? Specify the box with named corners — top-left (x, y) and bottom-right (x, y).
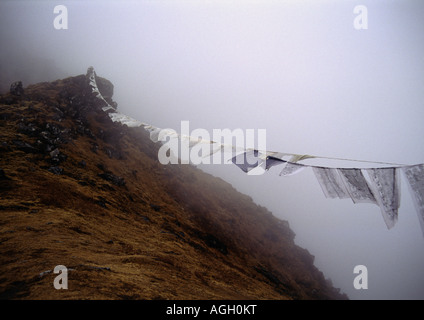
top-left (0, 73), bottom-right (347, 299)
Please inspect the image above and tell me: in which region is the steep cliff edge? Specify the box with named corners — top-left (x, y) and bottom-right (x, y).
top-left (0, 71), bottom-right (347, 300)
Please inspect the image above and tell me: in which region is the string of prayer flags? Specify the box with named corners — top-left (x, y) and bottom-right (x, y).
top-left (89, 63), bottom-right (424, 236)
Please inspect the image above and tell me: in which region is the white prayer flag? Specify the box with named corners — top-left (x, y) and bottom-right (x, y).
top-left (366, 168), bottom-right (401, 229)
top-left (402, 164), bottom-right (424, 236)
top-left (337, 169), bottom-right (376, 204)
top-left (313, 167), bottom-right (350, 199)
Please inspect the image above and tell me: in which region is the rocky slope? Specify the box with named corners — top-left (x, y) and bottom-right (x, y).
top-left (0, 70), bottom-right (347, 300)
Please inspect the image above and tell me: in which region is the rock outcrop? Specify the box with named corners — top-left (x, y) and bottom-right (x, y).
top-left (10, 81), bottom-right (24, 96)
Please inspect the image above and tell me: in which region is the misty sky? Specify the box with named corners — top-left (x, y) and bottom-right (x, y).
top-left (1, 0), bottom-right (424, 299)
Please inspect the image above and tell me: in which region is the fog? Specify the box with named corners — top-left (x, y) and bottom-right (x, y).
top-left (1, 0), bottom-right (424, 299)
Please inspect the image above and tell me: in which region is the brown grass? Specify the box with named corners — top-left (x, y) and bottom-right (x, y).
top-left (0, 75), bottom-right (347, 300)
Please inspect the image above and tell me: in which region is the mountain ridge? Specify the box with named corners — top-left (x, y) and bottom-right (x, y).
top-left (0, 70), bottom-right (347, 300)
